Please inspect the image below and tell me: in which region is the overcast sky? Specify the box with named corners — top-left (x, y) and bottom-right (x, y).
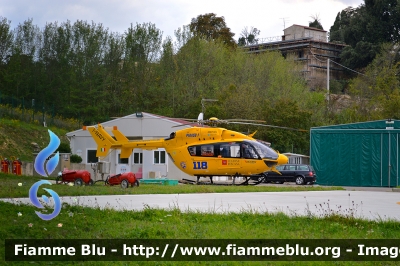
top-left (1, 0), bottom-right (364, 41)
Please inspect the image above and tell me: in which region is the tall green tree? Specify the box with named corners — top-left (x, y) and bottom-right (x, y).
top-left (189, 13), bottom-right (236, 48)
top-left (102, 31), bottom-right (125, 116)
top-left (330, 1), bottom-right (400, 69)
top-left (123, 22), bottom-right (163, 112)
top-left (348, 43), bottom-right (400, 119)
top-left (2, 19), bottom-right (41, 99)
top-left (0, 17), bottom-right (13, 63)
top-left (238, 26), bottom-right (260, 46)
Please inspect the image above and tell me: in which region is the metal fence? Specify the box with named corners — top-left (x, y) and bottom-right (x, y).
top-left (0, 93), bottom-right (80, 130)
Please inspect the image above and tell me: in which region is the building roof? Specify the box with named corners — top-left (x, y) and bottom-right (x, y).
top-left (311, 119), bottom-right (400, 131)
top-left (287, 24), bottom-right (327, 33)
top-left (66, 112), bottom-right (193, 136)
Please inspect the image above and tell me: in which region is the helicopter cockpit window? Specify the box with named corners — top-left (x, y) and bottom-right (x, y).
top-left (248, 140), bottom-right (278, 160)
top-left (240, 142), bottom-right (258, 159)
top-left (201, 145), bottom-right (214, 157)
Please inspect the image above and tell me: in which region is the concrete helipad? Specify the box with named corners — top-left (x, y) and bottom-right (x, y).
top-left (3, 190), bottom-right (400, 221)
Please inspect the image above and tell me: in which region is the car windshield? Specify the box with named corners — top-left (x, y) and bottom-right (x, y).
top-left (245, 140), bottom-right (278, 160)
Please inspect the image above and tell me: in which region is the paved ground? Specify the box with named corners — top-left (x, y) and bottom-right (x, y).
top-left (3, 188), bottom-right (400, 221)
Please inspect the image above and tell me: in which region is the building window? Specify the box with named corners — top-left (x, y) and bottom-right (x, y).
top-left (154, 150), bottom-right (166, 164)
top-left (133, 152), bottom-right (143, 164)
top-left (87, 150), bottom-right (98, 163)
top-left (118, 154), bottom-right (129, 164)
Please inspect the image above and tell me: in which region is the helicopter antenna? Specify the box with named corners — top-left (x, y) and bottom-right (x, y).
top-left (197, 113), bottom-right (204, 124)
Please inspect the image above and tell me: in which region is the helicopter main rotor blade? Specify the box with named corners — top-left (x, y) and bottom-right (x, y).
top-left (172, 121), bottom-right (205, 128)
top-left (227, 121), bottom-right (308, 132)
top-left (223, 119), bottom-right (266, 123)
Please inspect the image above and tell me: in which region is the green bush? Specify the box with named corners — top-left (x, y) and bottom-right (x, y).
top-left (70, 154), bottom-right (82, 163)
top-left (57, 142), bottom-right (71, 153)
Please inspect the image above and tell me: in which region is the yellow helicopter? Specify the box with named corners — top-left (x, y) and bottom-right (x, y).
top-left (84, 114), bottom-right (303, 185)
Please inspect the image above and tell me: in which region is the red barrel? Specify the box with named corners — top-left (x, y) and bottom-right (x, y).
top-left (12, 158), bottom-right (22, 175)
top-left (1, 157), bottom-right (10, 173)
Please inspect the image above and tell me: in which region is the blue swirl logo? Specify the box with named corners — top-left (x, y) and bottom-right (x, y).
top-left (34, 130), bottom-right (60, 177)
top-left (30, 129), bottom-right (62, 220)
top-left (29, 180), bottom-right (61, 220)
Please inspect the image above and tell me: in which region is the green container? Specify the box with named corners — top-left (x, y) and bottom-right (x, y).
top-left (140, 178), bottom-right (178, 186)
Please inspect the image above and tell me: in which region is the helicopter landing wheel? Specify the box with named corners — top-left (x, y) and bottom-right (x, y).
top-left (239, 176), bottom-right (250, 186)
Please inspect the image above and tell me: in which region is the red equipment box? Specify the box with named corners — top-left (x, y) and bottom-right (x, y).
top-left (57, 169), bottom-right (93, 186)
top-left (106, 172), bottom-right (139, 188)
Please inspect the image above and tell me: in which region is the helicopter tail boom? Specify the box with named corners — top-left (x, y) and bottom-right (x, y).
top-left (84, 124), bottom-right (167, 159)
top-left (84, 124), bottom-right (117, 157)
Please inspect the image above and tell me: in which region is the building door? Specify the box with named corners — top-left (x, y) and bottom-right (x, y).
top-left (132, 151), bottom-right (143, 179)
top-left (116, 152), bottom-right (130, 174)
top-left (380, 132), bottom-right (399, 187)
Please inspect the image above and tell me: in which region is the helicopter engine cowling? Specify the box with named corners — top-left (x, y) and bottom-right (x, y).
top-left (277, 153), bottom-right (289, 165)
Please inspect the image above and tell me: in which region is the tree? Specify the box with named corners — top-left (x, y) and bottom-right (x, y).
top-left (330, 1), bottom-right (400, 69)
top-left (347, 43), bottom-right (400, 119)
top-left (189, 13), bottom-right (236, 48)
top-left (2, 19), bottom-right (41, 99)
top-left (0, 17), bottom-right (13, 63)
top-left (123, 22), bottom-right (163, 111)
top-left (238, 26), bottom-right (260, 46)
top-left (340, 41), bottom-right (380, 70)
top-left (309, 14), bottom-right (323, 30)
top-left (262, 99), bottom-right (312, 154)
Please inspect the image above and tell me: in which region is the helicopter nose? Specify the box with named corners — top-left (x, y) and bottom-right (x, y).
top-left (277, 153), bottom-right (288, 165)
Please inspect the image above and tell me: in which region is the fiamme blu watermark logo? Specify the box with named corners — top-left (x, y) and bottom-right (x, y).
top-left (29, 129), bottom-right (62, 220)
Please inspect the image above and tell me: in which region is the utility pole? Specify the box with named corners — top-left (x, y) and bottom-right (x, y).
top-left (280, 17), bottom-right (290, 30)
top-left (327, 58), bottom-right (330, 107)
top-left (201, 98), bottom-right (218, 117)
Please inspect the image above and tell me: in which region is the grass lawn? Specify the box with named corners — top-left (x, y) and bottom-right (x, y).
top-left (0, 173), bottom-right (343, 198)
top-left (1, 173), bottom-right (400, 265)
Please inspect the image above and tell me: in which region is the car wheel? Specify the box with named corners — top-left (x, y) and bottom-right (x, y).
top-left (74, 178), bottom-right (83, 186)
top-left (132, 180), bottom-right (140, 187)
top-left (88, 179), bottom-right (94, 186)
top-left (121, 179), bottom-right (129, 189)
top-left (295, 176), bottom-right (305, 185)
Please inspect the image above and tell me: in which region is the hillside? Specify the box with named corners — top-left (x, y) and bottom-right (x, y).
top-left (0, 118), bottom-right (70, 162)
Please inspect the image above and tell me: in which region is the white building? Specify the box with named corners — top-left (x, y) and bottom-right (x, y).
top-left (282, 153), bottom-right (310, 165)
top-left (66, 112), bottom-right (193, 180)
top-left (282, 24), bottom-right (327, 42)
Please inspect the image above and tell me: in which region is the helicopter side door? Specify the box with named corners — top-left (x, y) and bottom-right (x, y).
top-left (217, 143), bottom-right (241, 173)
top-left (187, 143), bottom-right (242, 175)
